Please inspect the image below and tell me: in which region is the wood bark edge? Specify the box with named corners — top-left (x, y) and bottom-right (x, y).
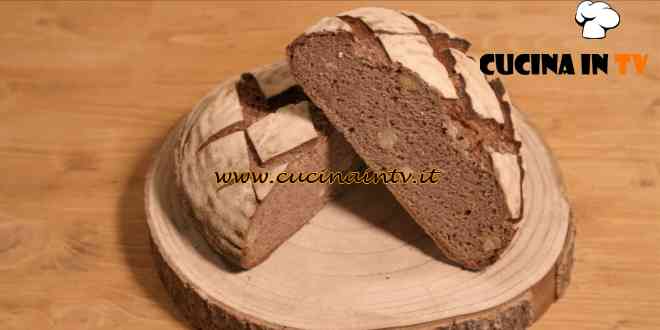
top-left (150, 212), bottom-right (574, 330)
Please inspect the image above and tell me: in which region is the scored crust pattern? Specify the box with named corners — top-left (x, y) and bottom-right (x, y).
top-left (246, 101), bottom-right (319, 162)
top-left (144, 7), bottom-right (574, 329)
top-left (174, 62), bottom-right (329, 264)
top-left (450, 48), bottom-right (505, 124)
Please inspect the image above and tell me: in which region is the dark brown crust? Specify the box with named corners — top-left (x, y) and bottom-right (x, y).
top-left (150, 215), bottom-right (575, 330)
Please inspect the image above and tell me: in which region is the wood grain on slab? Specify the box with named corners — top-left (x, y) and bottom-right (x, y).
top-left (0, 1), bottom-right (658, 330)
top-left (146, 106), bottom-right (571, 329)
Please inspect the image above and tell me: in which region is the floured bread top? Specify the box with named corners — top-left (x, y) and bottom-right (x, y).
top-left (188, 87), bottom-right (243, 156)
top-left (378, 34), bottom-right (457, 99)
top-left (176, 61), bottom-right (324, 257)
top-left (299, 7), bottom-right (524, 220)
top-left (401, 10), bottom-right (459, 38)
top-left (339, 7), bottom-right (420, 33)
top-left (252, 63), bottom-right (297, 98)
top-left (491, 151), bottom-right (522, 219)
top-left (246, 101), bottom-right (318, 162)
top-left (305, 16), bottom-right (352, 34)
top-left (450, 49), bottom-right (504, 124)
top-left (490, 81), bottom-right (525, 219)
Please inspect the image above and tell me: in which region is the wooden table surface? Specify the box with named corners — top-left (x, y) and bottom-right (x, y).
top-left (0, 1), bottom-right (658, 329)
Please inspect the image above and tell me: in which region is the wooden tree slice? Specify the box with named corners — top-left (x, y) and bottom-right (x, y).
top-left (146, 108), bottom-right (574, 330)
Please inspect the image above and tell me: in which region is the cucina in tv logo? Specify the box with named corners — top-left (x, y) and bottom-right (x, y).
top-left (479, 1), bottom-right (647, 76)
top-left (479, 53), bottom-right (648, 76)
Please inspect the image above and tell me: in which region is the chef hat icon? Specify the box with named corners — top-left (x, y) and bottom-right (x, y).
top-left (576, 1), bottom-right (620, 39)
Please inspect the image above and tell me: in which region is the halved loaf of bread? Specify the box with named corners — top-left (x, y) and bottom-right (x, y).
top-left (174, 61), bottom-right (357, 269)
top-left (288, 8), bottom-right (524, 270)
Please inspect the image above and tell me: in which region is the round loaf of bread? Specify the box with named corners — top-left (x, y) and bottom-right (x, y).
top-left (174, 61), bottom-right (357, 269)
top-left (288, 8), bottom-right (524, 270)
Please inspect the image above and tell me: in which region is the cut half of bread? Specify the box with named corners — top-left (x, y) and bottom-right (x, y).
top-left (288, 8), bottom-right (524, 270)
top-left (175, 61), bottom-right (357, 269)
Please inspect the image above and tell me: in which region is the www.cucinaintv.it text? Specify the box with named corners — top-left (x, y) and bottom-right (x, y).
top-left (215, 169), bottom-right (445, 185)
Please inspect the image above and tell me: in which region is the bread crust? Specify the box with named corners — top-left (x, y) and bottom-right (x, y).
top-left (288, 8), bottom-right (525, 270)
top-left (174, 62), bottom-right (356, 268)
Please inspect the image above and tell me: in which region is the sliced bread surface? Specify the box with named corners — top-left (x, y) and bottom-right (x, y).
top-left (288, 8), bottom-right (524, 270)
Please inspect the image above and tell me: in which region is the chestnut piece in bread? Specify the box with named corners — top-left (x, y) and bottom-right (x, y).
top-left (175, 61), bottom-right (357, 269)
top-left (288, 8), bottom-right (524, 270)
